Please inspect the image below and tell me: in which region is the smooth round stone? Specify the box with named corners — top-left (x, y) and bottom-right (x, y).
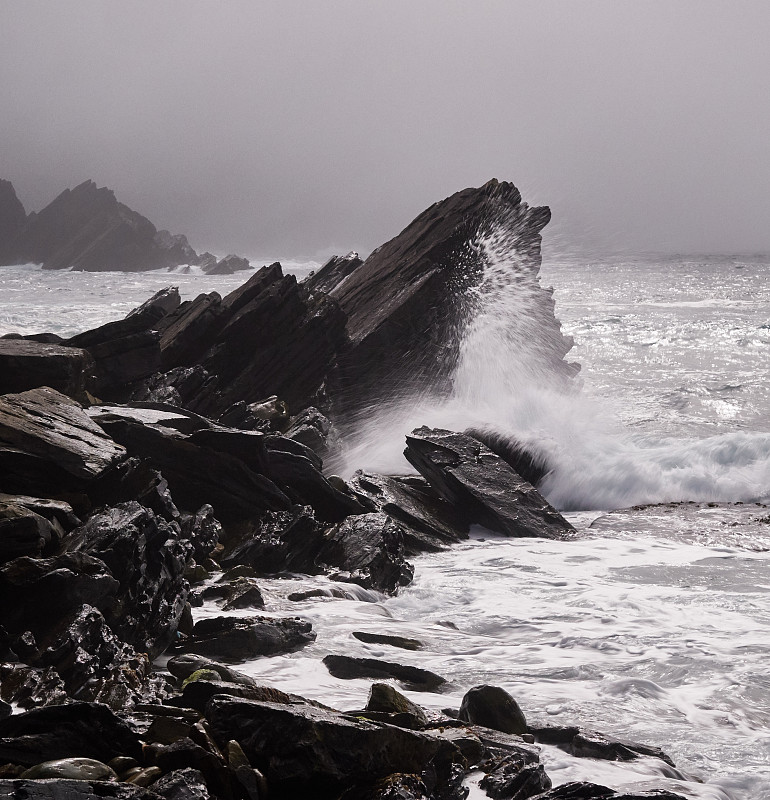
top-left (21, 757), bottom-right (118, 781)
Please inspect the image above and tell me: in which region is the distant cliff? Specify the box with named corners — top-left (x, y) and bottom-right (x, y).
top-left (0, 179), bottom-right (250, 273)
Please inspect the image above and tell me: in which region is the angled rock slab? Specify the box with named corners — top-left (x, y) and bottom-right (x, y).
top-left (0, 340), bottom-right (93, 399)
top-left (404, 427), bottom-right (573, 540)
top-left (0, 387), bottom-right (125, 495)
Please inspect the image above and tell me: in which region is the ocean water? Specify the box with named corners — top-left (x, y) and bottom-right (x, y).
top-left (1, 254), bottom-right (769, 798)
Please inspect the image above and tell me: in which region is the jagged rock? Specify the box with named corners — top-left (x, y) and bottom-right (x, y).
top-left (159, 293), bottom-right (223, 370)
top-left (479, 756), bottom-right (551, 799)
top-left (0, 340), bottom-right (94, 399)
top-left (404, 428), bottom-right (574, 539)
top-left (130, 367), bottom-right (216, 409)
top-left (63, 502), bottom-right (192, 657)
top-left (0, 494), bottom-right (80, 531)
top-left (320, 512), bottom-right (414, 593)
top-left (284, 406), bottom-right (337, 459)
top-left (0, 387), bottom-right (126, 496)
top-left (458, 686), bottom-right (527, 735)
top-left (29, 605), bottom-right (160, 709)
top-left (329, 180), bottom-right (573, 417)
top-left (350, 472), bottom-right (469, 553)
top-left (0, 179), bottom-right (194, 272)
top-left (197, 267), bottom-right (348, 415)
top-left (179, 505), bottom-right (221, 563)
top-left (151, 768), bottom-right (211, 800)
top-left (128, 287), bottom-right (182, 320)
top-left (323, 655), bottom-right (446, 691)
top-left (352, 632), bottom-right (424, 651)
top-left (177, 615), bottom-right (315, 661)
top-left (200, 578), bottom-right (264, 610)
top-left (196, 253), bottom-right (217, 272)
top-left (0, 664), bottom-right (67, 709)
top-left (170, 678), bottom-right (294, 714)
top-left (0, 701), bottom-right (143, 765)
top-left (205, 696), bottom-right (463, 798)
top-left (207, 254), bottom-right (250, 275)
top-left (0, 502), bottom-right (59, 563)
top-left (92, 415), bottom-right (290, 524)
top-left (303, 251), bottom-right (363, 295)
top-left (338, 773), bottom-right (431, 800)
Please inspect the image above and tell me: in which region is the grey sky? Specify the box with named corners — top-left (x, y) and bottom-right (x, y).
top-left (1, 1), bottom-right (768, 259)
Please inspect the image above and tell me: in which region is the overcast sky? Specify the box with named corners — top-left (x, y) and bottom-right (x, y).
top-left (1, 1), bottom-right (768, 259)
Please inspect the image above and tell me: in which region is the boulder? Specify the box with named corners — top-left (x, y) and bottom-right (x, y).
top-left (478, 756), bottom-right (551, 799)
top-left (0, 340), bottom-right (93, 399)
top-left (0, 780), bottom-right (164, 799)
top-left (457, 685), bottom-right (527, 735)
top-left (20, 758), bottom-right (117, 781)
top-left (128, 287), bottom-right (182, 320)
top-left (205, 696), bottom-right (463, 798)
top-left (0, 387), bottom-right (126, 496)
top-left (0, 502), bottom-right (59, 563)
top-left (404, 427), bottom-right (574, 539)
top-left (207, 254), bottom-right (250, 275)
top-left (177, 615), bottom-right (315, 661)
top-left (150, 768), bottom-right (211, 800)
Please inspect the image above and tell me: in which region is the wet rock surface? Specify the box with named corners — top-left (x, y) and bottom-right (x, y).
top-left (405, 427), bottom-right (574, 539)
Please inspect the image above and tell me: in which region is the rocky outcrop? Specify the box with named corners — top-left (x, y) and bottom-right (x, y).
top-left (0, 340), bottom-right (93, 400)
top-left (404, 427), bottom-right (574, 539)
top-left (303, 251), bottom-right (363, 295)
top-left (0, 387), bottom-right (126, 496)
top-left (326, 179), bottom-right (573, 417)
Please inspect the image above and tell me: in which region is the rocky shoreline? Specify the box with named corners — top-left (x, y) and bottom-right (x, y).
top-left (0, 181), bottom-right (688, 799)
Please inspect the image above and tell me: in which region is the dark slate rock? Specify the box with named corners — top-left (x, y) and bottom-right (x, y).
top-left (205, 697), bottom-right (463, 798)
top-left (479, 757), bottom-right (551, 799)
top-left (170, 678), bottom-right (293, 714)
top-left (329, 180), bottom-right (574, 416)
top-left (200, 578), bottom-right (264, 611)
top-left (338, 773), bottom-right (431, 800)
top-left (404, 428), bottom-right (574, 539)
top-left (0, 502), bottom-right (58, 564)
top-left (142, 740), bottom-right (229, 800)
top-left (92, 416), bottom-right (290, 523)
top-left (323, 655), bottom-right (446, 691)
top-left (0, 663), bottom-right (67, 709)
top-left (179, 505), bottom-right (221, 563)
top-left (20, 757), bottom-right (117, 780)
top-left (365, 682), bottom-right (429, 727)
top-left (318, 512), bottom-right (414, 593)
top-left (29, 604), bottom-right (161, 709)
top-left (178, 615), bottom-right (315, 661)
top-left (151, 768), bottom-right (211, 800)
top-left (198, 270), bottom-right (348, 416)
top-left (127, 287), bottom-right (181, 320)
top-left (0, 388), bottom-right (126, 495)
top-left (0, 493), bottom-right (80, 531)
top-left (303, 251), bottom-right (364, 295)
top-left (0, 701), bottom-right (142, 765)
top-left (0, 340), bottom-right (93, 399)
top-left (350, 472), bottom-right (469, 553)
top-left (63, 501), bottom-right (193, 657)
top-left (530, 725), bottom-right (675, 766)
top-left (352, 632), bottom-right (423, 650)
top-left (0, 780), bottom-right (164, 799)
top-left (458, 685), bottom-right (527, 735)
top-left (130, 367), bottom-right (217, 409)
top-left (159, 293), bottom-right (223, 370)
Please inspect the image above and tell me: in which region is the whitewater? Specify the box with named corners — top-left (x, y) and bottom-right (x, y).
top-left (1, 251), bottom-right (769, 798)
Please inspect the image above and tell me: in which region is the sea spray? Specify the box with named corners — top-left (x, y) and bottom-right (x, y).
top-left (338, 236), bottom-right (770, 510)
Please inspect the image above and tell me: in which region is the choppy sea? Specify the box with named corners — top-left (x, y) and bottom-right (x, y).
top-left (1, 253), bottom-right (769, 799)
